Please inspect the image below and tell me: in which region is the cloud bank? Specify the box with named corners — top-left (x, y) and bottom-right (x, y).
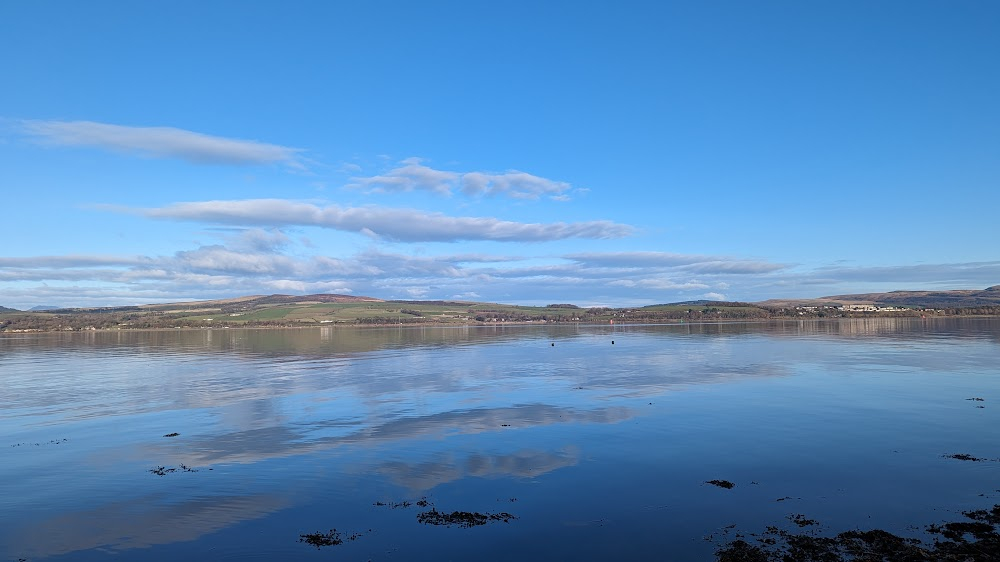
top-left (133, 199), bottom-right (632, 242)
top-left (0, 238), bottom-right (789, 309)
top-left (3, 245), bottom-right (995, 310)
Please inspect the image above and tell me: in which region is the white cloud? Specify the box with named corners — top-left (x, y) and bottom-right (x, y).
top-left (679, 260), bottom-right (786, 274)
top-left (451, 292), bottom-right (481, 300)
top-left (703, 292), bottom-right (727, 301)
top-left (20, 120), bottom-right (304, 167)
top-left (349, 158), bottom-right (573, 200)
top-left (132, 199), bottom-right (633, 242)
top-left (564, 251), bottom-right (785, 275)
top-left (608, 278), bottom-right (711, 290)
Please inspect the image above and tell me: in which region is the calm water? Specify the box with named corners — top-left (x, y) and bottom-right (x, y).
top-left (1, 318), bottom-right (999, 561)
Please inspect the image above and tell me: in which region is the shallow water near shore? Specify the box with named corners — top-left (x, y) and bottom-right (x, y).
top-left (2, 318), bottom-right (999, 561)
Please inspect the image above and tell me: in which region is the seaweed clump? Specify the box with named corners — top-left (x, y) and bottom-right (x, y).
top-left (707, 480), bottom-right (736, 489)
top-left (715, 504), bottom-right (1000, 561)
top-left (416, 508), bottom-right (517, 528)
top-left (298, 528), bottom-right (364, 548)
top-left (945, 453), bottom-right (985, 462)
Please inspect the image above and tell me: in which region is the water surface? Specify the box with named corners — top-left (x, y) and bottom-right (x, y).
top-left (2, 318), bottom-right (999, 560)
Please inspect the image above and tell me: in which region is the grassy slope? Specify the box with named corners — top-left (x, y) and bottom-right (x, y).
top-left (154, 300), bottom-right (585, 326)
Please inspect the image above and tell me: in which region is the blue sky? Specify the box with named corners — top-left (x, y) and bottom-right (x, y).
top-left (1, 1), bottom-right (998, 309)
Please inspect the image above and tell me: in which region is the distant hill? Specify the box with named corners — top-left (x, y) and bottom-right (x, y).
top-left (760, 286), bottom-right (1000, 309)
top-left (655, 300), bottom-right (717, 307)
top-left (3, 287), bottom-right (999, 333)
top-left (250, 293), bottom-right (382, 305)
top-left (137, 293), bottom-right (383, 312)
top-left (28, 305), bottom-right (60, 311)
top-left (0, 305), bottom-right (21, 313)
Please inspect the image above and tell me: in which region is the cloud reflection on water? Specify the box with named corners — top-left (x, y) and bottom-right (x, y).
top-left (12, 493), bottom-right (289, 559)
top-left (376, 446), bottom-right (581, 491)
top-left (151, 404), bottom-right (629, 467)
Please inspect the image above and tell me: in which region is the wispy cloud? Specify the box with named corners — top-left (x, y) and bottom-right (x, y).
top-left (564, 251), bottom-right (786, 275)
top-left (0, 255), bottom-right (150, 268)
top-left (19, 120), bottom-right (304, 167)
top-left (349, 158), bottom-right (574, 200)
top-left (812, 261), bottom-right (1000, 285)
top-left (127, 199), bottom-right (633, 242)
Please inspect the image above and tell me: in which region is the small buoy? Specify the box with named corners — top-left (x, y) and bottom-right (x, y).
top-left (551, 342), bottom-right (554, 346)
top-left (611, 340), bottom-right (615, 345)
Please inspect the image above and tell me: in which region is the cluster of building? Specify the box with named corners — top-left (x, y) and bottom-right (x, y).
top-left (794, 304), bottom-right (912, 313)
top-left (837, 304), bottom-right (910, 312)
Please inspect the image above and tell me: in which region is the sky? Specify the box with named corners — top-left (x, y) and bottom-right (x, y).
top-left (1, 1), bottom-right (998, 310)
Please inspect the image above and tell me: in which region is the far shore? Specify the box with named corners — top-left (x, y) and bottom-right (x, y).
top-left (3, 313), bottom-right (998, 336)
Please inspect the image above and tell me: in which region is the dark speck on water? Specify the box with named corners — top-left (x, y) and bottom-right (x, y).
top-left (10, 438), bottom-right (68, 447)
top-left (945, 453), bottom-right (985, 461)
top-left (149, 464), bottom-right (199, 475)
top-left (789, 513), bottom-right (819, 527)
top-left (163, 432), bottom-right (180, 437)
top-left (707, 480), bottom-right (735, 489)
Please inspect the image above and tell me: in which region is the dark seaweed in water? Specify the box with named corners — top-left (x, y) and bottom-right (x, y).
top-left (149, 464), bottom-right (198, 475)
top-left (788, 514), bottom-right (818, 527)
top-left (707, 479), bottom-right (735, 489)
top-left (10, 438), bottom-right (68, 447)
top-left (945, 453), bottom-right (985, 461)
top-left (715, 504), bottom-right (1000, 561)
top-left (416, 508), bottom-right (517, 528)
top-left (298, 528), bottom-right (364, 548)
top-left (373, 500), bottom-right (411, 508)
top-left (374, 497), bottom-right (432, 509)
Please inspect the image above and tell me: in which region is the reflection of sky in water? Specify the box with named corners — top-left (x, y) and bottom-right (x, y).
top-left (0, 318), bottom-right (998, 560)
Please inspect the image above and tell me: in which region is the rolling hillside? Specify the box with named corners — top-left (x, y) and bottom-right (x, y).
top-left (760, 286), bottom-right (1000, 309)
top-left (2, 286), bottom-right (999, 332)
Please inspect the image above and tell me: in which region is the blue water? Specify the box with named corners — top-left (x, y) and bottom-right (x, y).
top-left (1, 318), bottom-right (998, 560)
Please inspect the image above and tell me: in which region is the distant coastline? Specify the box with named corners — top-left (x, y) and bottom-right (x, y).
top-left (2, 286), bottom-right (999, 333)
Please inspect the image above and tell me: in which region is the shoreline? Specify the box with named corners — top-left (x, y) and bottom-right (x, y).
top-left (3, 314), bottom-right (998, 335)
